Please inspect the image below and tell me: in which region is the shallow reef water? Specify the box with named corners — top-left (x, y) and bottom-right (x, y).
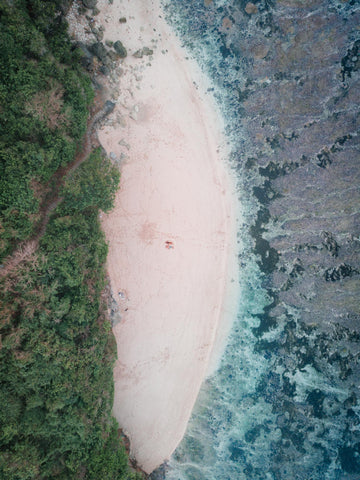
top-left (155, 0), bottom-right (360, 479)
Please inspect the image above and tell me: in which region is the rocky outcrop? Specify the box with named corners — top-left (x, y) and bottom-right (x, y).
top-left (89, 41), bottom-right (107, 63)
top-left (68, 6), bottom-right (129, 77)
top-left (324, 263), bottom-right (359, 282)
top-left (77, 38), bottom-right (129, 74)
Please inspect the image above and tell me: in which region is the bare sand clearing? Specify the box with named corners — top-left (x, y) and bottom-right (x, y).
top-left (95, 0), bottom-right (238, 473)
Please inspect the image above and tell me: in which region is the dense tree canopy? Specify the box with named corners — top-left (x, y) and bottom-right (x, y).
top-left (0, 1), bottom-right (142, 478)
top-left (0, 0), bottom-right (93, 260)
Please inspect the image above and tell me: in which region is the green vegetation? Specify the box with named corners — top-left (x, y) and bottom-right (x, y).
top-left (0, 1), bottom-right (142, 479)
top-left (0, 0), bottom-right (93, 260)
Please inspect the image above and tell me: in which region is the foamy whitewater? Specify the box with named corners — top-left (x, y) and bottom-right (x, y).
top-left (157, 3), bottom-right (277, 478)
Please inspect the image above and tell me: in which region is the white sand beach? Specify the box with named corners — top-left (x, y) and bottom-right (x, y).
top-left (82, 0), bottom-right (239, 473)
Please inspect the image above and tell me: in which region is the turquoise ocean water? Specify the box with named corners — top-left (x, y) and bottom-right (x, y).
top-left (159, 1), bottom-right (360, 479)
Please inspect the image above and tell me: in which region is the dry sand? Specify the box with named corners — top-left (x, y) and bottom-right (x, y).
top-left (90, 0), bottom-right (238, 473)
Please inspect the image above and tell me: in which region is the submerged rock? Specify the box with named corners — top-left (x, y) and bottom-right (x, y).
top-left (324, 263), bottom-right (359, 282)
top-left (245, 2), bottom-right (258, 15)
top-left (149, 463), bottom-right (169, 480)
top-left (321, 231), bottom-right (340, 257)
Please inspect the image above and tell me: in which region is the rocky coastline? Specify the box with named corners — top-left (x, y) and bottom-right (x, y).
top-left (161, 0), bottom-right (360, 477)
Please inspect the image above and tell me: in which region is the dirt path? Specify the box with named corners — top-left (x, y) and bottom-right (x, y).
top-left (0, 90), bottom-right (115, 278)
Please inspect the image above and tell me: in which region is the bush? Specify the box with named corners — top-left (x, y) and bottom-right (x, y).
top-left (61, 148), bottom-right (120, 213)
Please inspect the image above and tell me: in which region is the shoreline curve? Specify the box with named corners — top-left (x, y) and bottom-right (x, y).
top-left (95, 0), bottom-right (239, 473)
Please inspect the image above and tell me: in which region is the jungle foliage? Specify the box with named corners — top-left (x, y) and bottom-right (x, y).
top-left (0, 0), bottom-right (93, 260)
top-left (0, 1), bottom-right (141, 479)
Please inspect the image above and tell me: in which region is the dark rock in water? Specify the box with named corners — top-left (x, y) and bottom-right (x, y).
top-left (306, 388), bottom-right (326, 418)
top-left (321, 231), bottom-right (339, 257)
top-left (113, 40), bottom-right (127, 58)
top-left (229, 440), bottom-right (246, 461)
top-left (133, 46), bottom-right (154, 58)
top-left (149, 462), bottom-right (169, 480)
top-left (341, 39), bottom-right (360, 82)
top-left (184, 466), bottom-right (206, 480)
top-left (89, 42), bottom-right (107, 63)
top-left (82, 0), bottom-right (97, 8)
top-left (316, 147), bottom-right (332, 168)
top-left (244, 425), bottom-right (263, 443)
top-left (324, 263), bottom-right (359, 282)
top-left (245, 2), bottom-right (258, 15)
top-left (252, 236), bottom-right (279, 274)
top-left (289, 258), bottom-right (304, 279)
top-left (339, 443), bottom-right (360, 473)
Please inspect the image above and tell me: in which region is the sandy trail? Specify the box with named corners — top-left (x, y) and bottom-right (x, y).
top-left (95, 0), bottom-right (238, 473)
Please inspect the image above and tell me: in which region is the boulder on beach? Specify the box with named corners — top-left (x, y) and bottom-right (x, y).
top-left (104, 100), bottom-right (116, 114)
top-left (107, 50), bottom-right (119, 62)
top-left (82, 0), bottom-right (97, 9)
top-left (99, 64), bottom-right (110, 76)
top-left (113, 40), bottom-right (127, 58)
top-left (90, 25), bottom-right (104, 41)
top-left (89, 42), bottom-right (107, 63)
top-left (76, 42), bottom-right (95, 71)
top-left (133, 46), bottom-right (154, 58)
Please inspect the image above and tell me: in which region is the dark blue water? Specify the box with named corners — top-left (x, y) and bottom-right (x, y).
top-left (160, 1), bottom-right (360, 479)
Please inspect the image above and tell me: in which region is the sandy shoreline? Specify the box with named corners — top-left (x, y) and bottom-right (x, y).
top-left (75, 0), bottom-right (239, 473)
